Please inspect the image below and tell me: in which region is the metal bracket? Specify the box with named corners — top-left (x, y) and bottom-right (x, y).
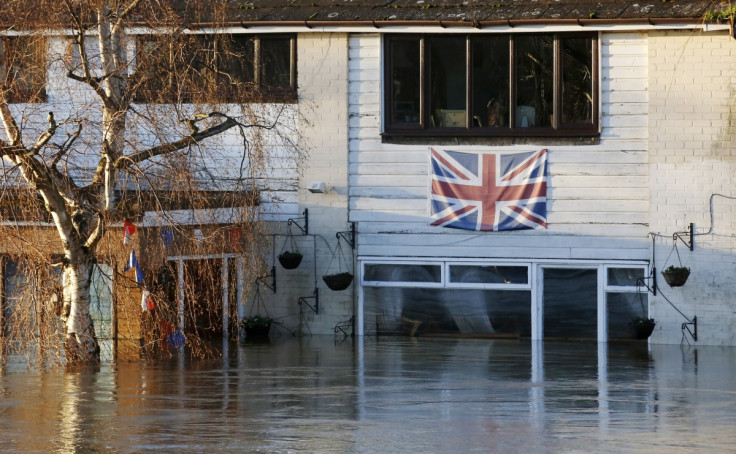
top-left (673, 222), bottom-right (694, 251)
top-left (682, 316), bottom-right (698, 342)
top-left (334, 316), bottom-right (354, 340)
top-left (637, 274), bottom-right (656, 297)
top-left (298, 288), bottom-right (319, 314)
top-left (256, 266), bottom-right (276, 293)
top-left (336, 222), bottom-right (356, 249)
top-left (287, 208), bottom-right (309, 235)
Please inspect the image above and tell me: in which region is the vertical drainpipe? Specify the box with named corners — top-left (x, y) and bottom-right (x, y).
top-left (236, 255), bottom-right (244, 339)
top-left (177, 259), bottom-right (185, 330)
top-left (222, 257), bottom-right (229, 340)
top-left (0, 256), bottom-right (5, 361)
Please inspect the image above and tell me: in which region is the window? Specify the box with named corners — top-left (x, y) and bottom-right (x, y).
top-left (134, 34), bottom-right (296, 103)
top-left (1, 36), bottom-right (46, 103)
top-left (448, 264), bottom-right (529, 288)
top-left (363, 263), bottom-right (443, 286)
top-left (384, 33), bottom-right (598, 137)
top-left (605, 267), bottom-right (649, 340)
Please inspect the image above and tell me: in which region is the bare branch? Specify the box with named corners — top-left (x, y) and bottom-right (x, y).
top-left (119, 0), bottom-right (143, 21)
top-left (0, 39), bottom-right (22, 147)
top-left (28, 112), bottom-right (58, 155)
top-left (0, 140), bottom-right (28, 158)
top-left (64, 0), bottom-right (119, 111)
top-left (51, 121), bottom-right (84, 170)
top-left (114, 114), bottom-right (239, 170)
top-left (83, 212), bottom-right (105, 251)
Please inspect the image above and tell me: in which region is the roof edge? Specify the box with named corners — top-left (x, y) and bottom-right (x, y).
top-left (199, 17), bottom-right (708, 30)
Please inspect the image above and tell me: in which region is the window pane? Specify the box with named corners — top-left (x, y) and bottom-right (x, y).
top-left (449, 265), bottom-right (527, 285)
top-left (607, 268), bottom-right (645, 287)
top-left (364, 286), bottom-right (531, 337)
top-left (543, 268), bottom-right (597, 339)
top-left (515, 35), bottom-right (553, 128)
top-left (429, 36), bottom-right (466, 128)
top-left (90, 264), bottom-right (113, 339)
top-left (364, 264), bottom-right (441, 283)
top-left (471, 36), bottom-right (509, 128)
top-left (220, 35), bottom-right (255, 86)
top-left (607, 292), bottom-right (648, 340)
top-left (388, 39), bottom-right (421, 125)
top-left (3, 37), bottom-right (46, 103)
top-left (561, 37), bottom-right (594, 125)
top-left (260, 37), bottom-right (291, 88)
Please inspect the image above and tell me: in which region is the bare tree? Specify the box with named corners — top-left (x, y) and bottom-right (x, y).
top-left (0, 1), bottom-right (303, 362)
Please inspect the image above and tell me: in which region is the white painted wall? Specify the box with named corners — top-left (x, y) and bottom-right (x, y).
top-left (259, 33), bottom-right (354, 336)
top-left (648, 29), bottom-right (736, 346)
top-left (348, 32), bottom-right (651, 262)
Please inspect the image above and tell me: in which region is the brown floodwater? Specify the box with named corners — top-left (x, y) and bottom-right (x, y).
top-left (1, 336), bottom-right (735, 453)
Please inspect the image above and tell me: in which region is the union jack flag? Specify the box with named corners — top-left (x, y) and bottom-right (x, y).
top-left (429, 148), bottom-right (548, 231)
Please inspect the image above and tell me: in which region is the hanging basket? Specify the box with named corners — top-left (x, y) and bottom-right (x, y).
top-left (240, 315), bottom-right (273, 340)
top-left (630, 318), bottom-right (656, 340)
top-left (322, 272), bottom-right (353, 291)
top-left (278, 251), bottom-right (303, 269)
top-left (661, 267), bottom-right (690, 287)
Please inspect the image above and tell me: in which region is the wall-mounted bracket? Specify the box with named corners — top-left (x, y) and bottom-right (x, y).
top-left (637, 274), bottom-right (656, 297)
top-left (256, 266), bottom-right (277, 293)
top-left (683, 315), bottom-right (698, 342)
top-left (336, 222), bottom-right (356, 249)
top-left (298, 288), bottom-right (319, 314)
top-left (673, 222), bottom-right (694, 251)
top-left (638, 277), bottom-right (699, 344)
top-left (287, 208), bottom-right (309, 235)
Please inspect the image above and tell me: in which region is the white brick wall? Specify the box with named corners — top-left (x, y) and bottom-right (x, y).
top-left (260, 33), bottom-right (354, 336)
top-left (649, 30), bottom-right (736, 346)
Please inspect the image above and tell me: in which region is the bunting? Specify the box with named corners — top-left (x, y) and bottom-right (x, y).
top-left (141, 289), bottom-right (155, 311)
top-left (124, 249), bottom-right (144, 284)
top-left (123, 220), bottom-right (136, 244)
top-left (160, 228), bottom-right (173, 248)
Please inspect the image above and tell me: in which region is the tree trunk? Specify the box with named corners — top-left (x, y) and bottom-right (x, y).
top-left (61, 259), bottom-right (100, 362)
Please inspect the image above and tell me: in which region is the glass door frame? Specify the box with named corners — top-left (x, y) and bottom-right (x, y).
top-left (533, 262), bottom-right (649, 342)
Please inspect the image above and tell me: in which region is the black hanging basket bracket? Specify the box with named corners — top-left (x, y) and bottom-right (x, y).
top-left (256, 266), bottom-right (277, 293)
top-left (287, 208), bottom-right (309, 235)
top-left (682, 316), bottom-right (698, 342)
top-left (298, 288), bottom-right (319, 314)
top-left (336, 222), bottom-right (356, 249)
top-left (673, 222), bottom-right (694, 251)
top-left (636, 275), bottom-right (698, 344)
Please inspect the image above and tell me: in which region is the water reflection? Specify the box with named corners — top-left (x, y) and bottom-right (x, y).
top-left (1, 337), bottom-right (735, 453)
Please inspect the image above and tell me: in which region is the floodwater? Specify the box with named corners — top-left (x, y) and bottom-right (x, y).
top-left (1, 337), bottom-right (735, 453)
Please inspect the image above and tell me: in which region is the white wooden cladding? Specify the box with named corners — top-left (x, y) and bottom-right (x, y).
top-left (347, 32), bottom-right (651, 261)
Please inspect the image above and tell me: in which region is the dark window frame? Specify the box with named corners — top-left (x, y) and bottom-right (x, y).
top-left (1, 36), bottom-right (47, 104)
top-left (134, 33), bottom-right (297, 104)
top-left (383, 33), bottom-right (599, 138)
